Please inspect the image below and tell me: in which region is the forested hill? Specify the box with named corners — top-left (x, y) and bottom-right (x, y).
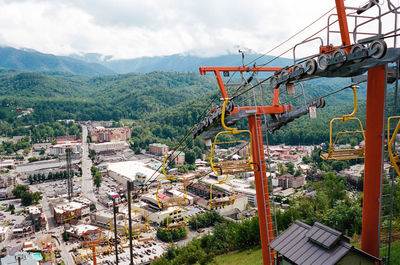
top-left (0, 68), bottom-right (389, 147)
top-left (0, 47), bottom-right (114, 75)
top-left (0, 71), bottom-right (218, 122)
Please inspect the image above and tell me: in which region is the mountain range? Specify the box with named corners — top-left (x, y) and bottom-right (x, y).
top-left (0, 46), bottom-right (291, 75)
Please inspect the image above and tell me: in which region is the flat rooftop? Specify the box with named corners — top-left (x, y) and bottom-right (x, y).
top-left (107, 160), bottom-right (164, 183)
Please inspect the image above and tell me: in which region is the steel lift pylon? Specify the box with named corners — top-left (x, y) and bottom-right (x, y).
top-left (197, 0), bottom-right (400, 264)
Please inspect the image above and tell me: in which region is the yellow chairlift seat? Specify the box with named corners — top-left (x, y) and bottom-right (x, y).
top-left (388, 116), bottom-right (400, 176)
top-left (156, 155), bottom-right (189, 209)
top-left (209, 175), bottom-right (236, 208)
top-left (210, 98), bottom-right (255, 176)
top-left (166, 207), bottom-right (187, 230)
top-left (320, 85), bottom-right (366, 160)
top-left (124, 208), bottom-right (150, 233)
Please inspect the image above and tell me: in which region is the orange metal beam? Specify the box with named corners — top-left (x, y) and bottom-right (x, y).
top-left (231, 105), bottom-right (292, 115)
top-left (248, 115), bottom-right (274, 265)
top-left (199, 66), bottom-right (282, 75)
top-left (335, 0), bottom-right (351, 46)
top-left (361, 65), bottom-right (386, 258)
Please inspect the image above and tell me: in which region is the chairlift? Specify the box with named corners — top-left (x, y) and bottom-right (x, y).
top-left (388, 116), bottom-right (400, 176)
top-left (124, 208), bottom-right (150, 233)
top-left (320, 85), bottom-right (366, 160)
top-left (210, 98), bottom-right (256, 175)
top-left (209, 175), bottom-right (236, 208)
top-left (156, 156), bottom-right (189, 208)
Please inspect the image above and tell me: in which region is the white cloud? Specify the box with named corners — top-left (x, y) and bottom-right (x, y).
top-left (0, 0), bottom-right (393, 60)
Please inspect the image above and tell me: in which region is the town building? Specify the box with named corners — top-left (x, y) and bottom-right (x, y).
top-left (90, 210), bottom-right (125, 230)
top-left (66, 224), bottom-right (100, 238)
top-left (53, 201), bottom-right (90, 224)
top-left (0, 160), bottom-right (15, 169)
top-left (90, 141), bottom-right (129, 153)
top-left (188, 180), bottom-right (248, 212)
top-left (270, 220), bottom-right (380, 265)
top-left (149, 143), bottom-right (169, 156)
top-left (107, 160), bottom-right (160, 185)
top-left (0, 175), bottom-right (16, 188)
top-left (90, 127), bottom-right (132, 143)
top-left (26, 206), bottom-right (47, 231)
top-left (277, 173), bottom-right (306, 189)
top-left (172, 151), bottom-right (185, 166)
top-left (32, 143), bottom-right (52, 152)
top-left (49, 142), bottom-right (81, 156)
top-left (12, 221), bottom-right (34, 238)
top-left (147, 206), bottom-right (185, 225)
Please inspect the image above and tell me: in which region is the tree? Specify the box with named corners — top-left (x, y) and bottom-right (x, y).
top-left (12, 185), bottom-right (29, 198)
top-left (7, 204), bottom-right (15, 212)
top-left (39, 147), bottom-right (45, 155)
top-left (286, 162), bottom-right (295, 175)
top-left (94, 172), bottom-right (102, 188)
top-left (21, 192), bottom-right (33, 206)
top-left (185, 150), bottom-right (196, 165)
top-left (62, 231), bottom-right (69, 241)
top-left (302, 155), bottom-right (311, 164)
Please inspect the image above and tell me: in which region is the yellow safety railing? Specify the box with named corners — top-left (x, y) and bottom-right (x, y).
top-left (320, 85), bottom-right (366, 160)
top-left (210, 98), bottom-right (254, 175)
top-left (156, 155), bottom-right (189, 209)
top-left (209, 175), bottom-right (236, 208)
top-left (388, 116), bottom-right (400, 176)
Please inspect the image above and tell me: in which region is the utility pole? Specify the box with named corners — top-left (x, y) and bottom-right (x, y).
top-left (113, 198), bottom-right (119, 265)
top-left (66, 145), bottom-right (73, 201)
top-left (127, 180), bottom-right (134, 265)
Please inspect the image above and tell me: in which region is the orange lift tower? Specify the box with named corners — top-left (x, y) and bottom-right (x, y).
top-left (198, 66), bottom-right (287, 265)
top-left (196, 0), bottom-right (400, 264)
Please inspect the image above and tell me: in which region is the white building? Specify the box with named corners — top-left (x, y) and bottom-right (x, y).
top-left (107, 160), bottom-right (162, 184)
top-left (50, 142), bottom-right (81, 155)
top-left (90, 141), bottom-right (128, 153)
top-left (147, 206), bottom-right (185, 225)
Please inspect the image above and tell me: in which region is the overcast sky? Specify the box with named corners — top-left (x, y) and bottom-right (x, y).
top-left (0, 0), bottom-right (394, 60)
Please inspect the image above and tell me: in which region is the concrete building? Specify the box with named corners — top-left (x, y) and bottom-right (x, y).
top-left (277, 173), bottom-right (306, 189)
top-left (49, 142), bottom-right (81, 156)
top-left (0, 160), bottom-right (15, 169)
top-left (90, 141), bottom-right (128, 153)
top-left (12, 221), bottom-right (34, 238)
top-left (90, 127), bottom-right (132, 143)
top-left (0, 175), bottom-right (16, 188)
top-left (66, 224), bottom-right (99, 238)
top-left (172, 151), bottom-right (185, 166)
top-left (149, 143), bottom-right (169, 156)
top-left (53, 201), bottom-right (90, 224)
top-left (188, 180), bottom-right (248, 212)
top-left (90, 210), bottom-right (125, 230)
top-left (107, 160), bottom-right (161, 185)
top-left (147, 206), bottom-right (185, 225)
top-left (26, 206), bottom-right (47, 231)
top-left (32, 143), bottom-right (52, 152)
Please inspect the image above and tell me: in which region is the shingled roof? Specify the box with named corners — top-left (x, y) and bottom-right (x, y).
top-left (270, 220), bottom-right (380, 265)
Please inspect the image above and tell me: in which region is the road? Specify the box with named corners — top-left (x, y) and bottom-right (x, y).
top-left (80, 125), bottom-right (104, 210)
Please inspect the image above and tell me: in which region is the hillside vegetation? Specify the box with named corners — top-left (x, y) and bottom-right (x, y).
top-left (1, 68), bottom-right (397, 149)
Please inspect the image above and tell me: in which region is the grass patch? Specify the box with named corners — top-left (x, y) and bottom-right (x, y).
top-left (389, 240), bottom-right (400, 264)
top-left (214, 247), bottom-right (263, 265)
